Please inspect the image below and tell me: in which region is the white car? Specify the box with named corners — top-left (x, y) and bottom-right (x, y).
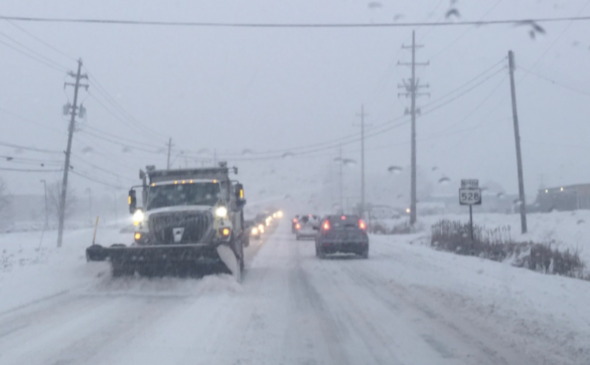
top-left (295, 215), bottom-right (320, 241)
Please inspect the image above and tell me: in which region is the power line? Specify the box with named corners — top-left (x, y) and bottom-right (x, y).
top-left (519, 66), bottom-right (590, 97)
top-left (2, 18), bottom-right (76, 62)
top-left (0, 29), bottom-right (69, 71)
top-left (84, 125), bottom-right (163, 150)
top-left (211, 65), bottom-right (505, 163)
top-left (0, 154), bottom-right (62, 165)
top-left (421, 67), bottom-right (505, 115)
top-left (70, 169), bottom-right (120, 189)
top-left (421, 59), bottom-right (505, 109)
top-left (211, 59), bottom-right (506, 159)
top-left (0, 166), bottom-right (62, 172)
top-left (0, 140), bottom-right (62, 154)
top-left (74, 135), bottom-right (141, 171)
top-left (427, 0), bottom-right (505, 62)
top-left (80, 128), bottom-right (163, 155)
top-left (0, 106), bottom-right (65, 135)
top-left (84, 69), bottom-right (168, 143)
top-left (0, 37), bottom-right (66, 73)
top-left (2, 14), bottom-right (590, 28)
top-left (69, 152), bottom-right (136, 183)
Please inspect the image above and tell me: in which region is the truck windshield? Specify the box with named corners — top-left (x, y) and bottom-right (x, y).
top-left (146, 182), bottom-right (221, 210)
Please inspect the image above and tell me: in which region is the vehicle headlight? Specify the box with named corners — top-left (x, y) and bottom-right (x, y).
top-left (258, 224), bottom-right (265, 233)
top-left (215, 206), bottom-right (228, 218)
top-left (132, 210), bottom-right (145, 225)
top-left (251, 227), bottom-right (259, 235)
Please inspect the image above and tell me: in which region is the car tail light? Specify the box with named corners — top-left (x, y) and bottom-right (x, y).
top-left (341, 215), bottom-right (346, 220)
top-left (359, 220), bottom-right (366, 230)
top-left (322, 221), bottom-right (330, 231)
top-left (293, 218), bottom-right (298, 223)
top-left (295, 223), bottom-right (301, 230)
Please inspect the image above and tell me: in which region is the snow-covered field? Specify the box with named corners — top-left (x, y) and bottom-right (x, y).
top-left (0, 218), bottom-right (589, 364)
top-left (375, 210), bottom-right (590, 263)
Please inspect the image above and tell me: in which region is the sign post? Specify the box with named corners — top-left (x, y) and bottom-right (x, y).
top-left (459, 179), bottom-right (482, 241)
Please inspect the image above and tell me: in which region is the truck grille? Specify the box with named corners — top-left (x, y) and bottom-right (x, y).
top-left (149, 212), bottom-right (212, 244)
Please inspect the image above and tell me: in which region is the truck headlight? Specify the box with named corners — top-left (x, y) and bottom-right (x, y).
top-left (215, 206), bottom-right (228, 218)
top-left (132, 210), bottom-right (145, 225)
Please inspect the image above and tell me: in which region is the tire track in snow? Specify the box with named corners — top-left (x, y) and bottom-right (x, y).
top-left (338, 260), bottom-right (537, 365)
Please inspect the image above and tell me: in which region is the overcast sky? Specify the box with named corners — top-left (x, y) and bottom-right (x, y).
top-left (1, 0), bottom-right (590, 210)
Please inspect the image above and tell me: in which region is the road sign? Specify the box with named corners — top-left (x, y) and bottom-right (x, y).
top-left (461, 179), bottom-right (479, 189)
top-left (459, 188), bottom-right (482, 205)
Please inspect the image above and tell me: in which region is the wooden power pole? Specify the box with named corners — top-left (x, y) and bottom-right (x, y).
top-left (57, 59), bottom-right (88, 248)
top-left (508, 50), bottom-right (528, 234)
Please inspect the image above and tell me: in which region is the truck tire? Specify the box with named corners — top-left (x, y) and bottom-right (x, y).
top-left (360, 249), bottom-right (369, 259)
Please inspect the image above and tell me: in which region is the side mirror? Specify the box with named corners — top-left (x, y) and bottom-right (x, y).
top-left (128, 189), bottom-right (137, 214)
top-left (235, 183), bottom-right (246, 208)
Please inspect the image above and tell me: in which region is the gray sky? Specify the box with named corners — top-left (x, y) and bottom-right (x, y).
top-left (1, 0), bottom-right (590, 209)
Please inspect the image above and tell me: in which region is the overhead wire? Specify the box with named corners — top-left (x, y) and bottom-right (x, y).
top-left (210, 59), bottom-right (507, 160)
top-left (0, 166), bottom-right (62, 172)
top-left (2, 18), bottom-right (77, 62)
top-left (84, 68), bottom-right (169, 143)
top-left (0, 36), bottom-right (67, 73)
top-left (519, 66), bottom-right (590, 97)
top-left (427, 0), bottom-right (505, 62)
top-left (0, 140), bottom-right (62, 154)
top-left (70, 169), bottom-right (121, 189)
top-left (0, 106), bottom-right (66, 135)
top-left (2, 14), bottom-right (590, 28)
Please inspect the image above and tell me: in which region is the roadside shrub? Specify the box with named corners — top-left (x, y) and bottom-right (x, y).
top-left (431, 219), bottom-right (588, 280)
top-left (369, 220), bottom-right (423, 235)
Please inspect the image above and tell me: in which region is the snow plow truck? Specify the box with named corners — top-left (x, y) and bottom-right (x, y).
top-left (87, 163), bottom-right (248, 281)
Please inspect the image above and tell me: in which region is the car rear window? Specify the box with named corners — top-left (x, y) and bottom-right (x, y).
top-left (328, 215), bottom-right (360, 229)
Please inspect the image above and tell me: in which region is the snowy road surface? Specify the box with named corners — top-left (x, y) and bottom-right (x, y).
top-left (1, 222), bottom-right (589, 365)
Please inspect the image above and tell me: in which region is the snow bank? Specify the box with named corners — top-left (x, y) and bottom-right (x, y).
top-left (373, 210), bottom-right (590, 263)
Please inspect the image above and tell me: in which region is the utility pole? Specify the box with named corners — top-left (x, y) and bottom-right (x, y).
top-left (355, 105), bottom-right (369, 218)
top-left (339, 145), bottom-right (343, 212)
top-left (57, 58), bottom-right (88, 248)
top-left (398, 31), bottom-right (429, 226)
top-left (166, 137), bottom-right (173, 169)
top-left (508, 50), bottom-right (527, 234)
top-left (40, 179), bottom-right (48, 229)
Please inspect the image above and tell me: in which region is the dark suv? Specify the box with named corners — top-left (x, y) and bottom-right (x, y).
top-left (315, 215), bottom-right (369, 259)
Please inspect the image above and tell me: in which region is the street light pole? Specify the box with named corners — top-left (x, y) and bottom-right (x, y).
top-left (40, 180), bottom-right (48, 229)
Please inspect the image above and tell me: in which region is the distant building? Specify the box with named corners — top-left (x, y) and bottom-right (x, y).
top-left (535, 183), bottom-right (590, 212)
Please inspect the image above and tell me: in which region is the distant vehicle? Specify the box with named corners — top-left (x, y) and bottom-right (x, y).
top-left (295, 214), bottom-right (320, 240)
top-left (315, 215), bottom-right (369, 259)
top-left (291, 215), bottom-right (302, 234)
top-left (245, 219), bottom-right (260, 241)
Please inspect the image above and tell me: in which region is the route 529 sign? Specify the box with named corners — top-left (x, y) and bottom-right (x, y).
top-left (459, 188), bottom-right (482, 205)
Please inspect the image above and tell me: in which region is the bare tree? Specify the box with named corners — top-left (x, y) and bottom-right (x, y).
top-left (47, 181), bottom-right (78, 223)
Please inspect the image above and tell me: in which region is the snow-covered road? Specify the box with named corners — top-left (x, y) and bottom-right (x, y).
top-left (1, 222), bottom-right (589, 365)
